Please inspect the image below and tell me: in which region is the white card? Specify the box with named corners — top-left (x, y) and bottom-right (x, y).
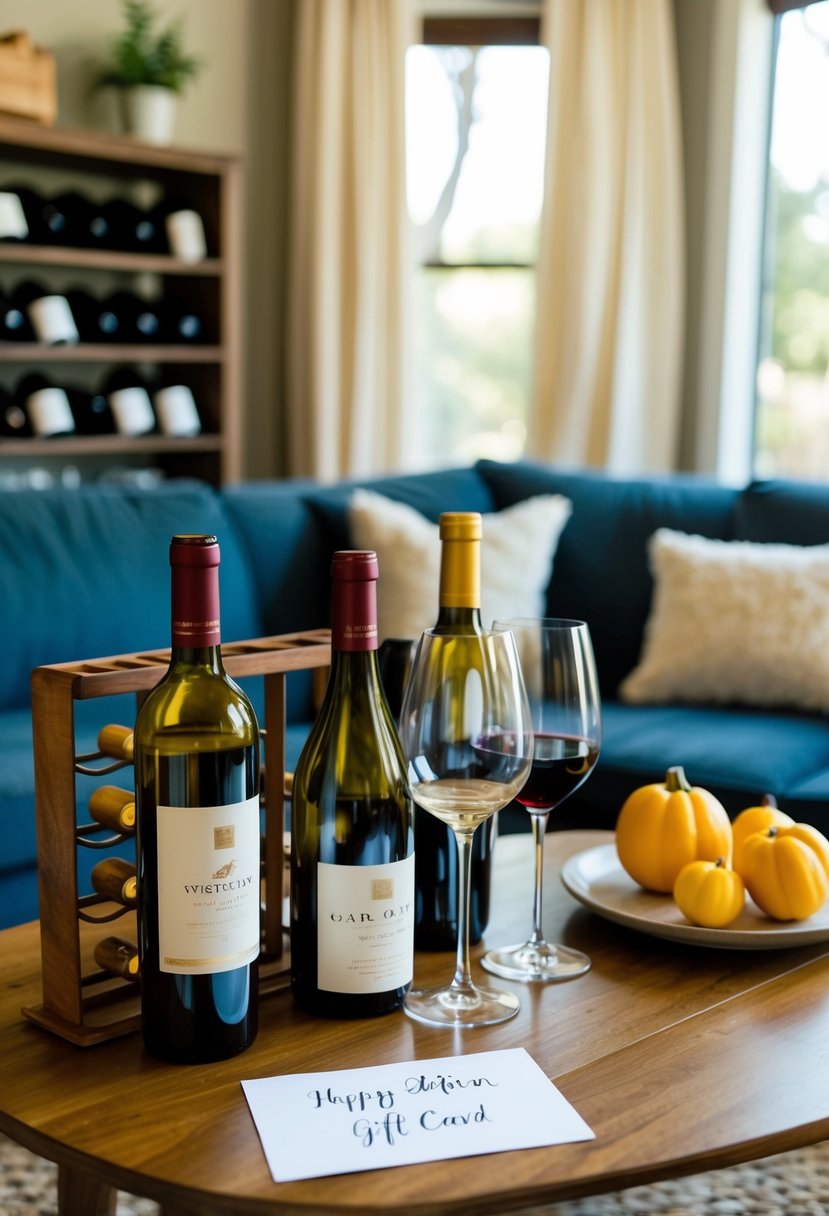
top-left (242, 1047), bottom-right (594, 1182)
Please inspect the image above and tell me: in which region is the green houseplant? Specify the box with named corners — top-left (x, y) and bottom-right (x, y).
top-left (93, 0), bottom-right (202, 144)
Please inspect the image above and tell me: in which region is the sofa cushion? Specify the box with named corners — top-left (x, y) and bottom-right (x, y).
top-left (306, 466), bottom-right (496, 554)
top-left (0, 482), bottom-right (261, 712)
top-left (619, 528), bottom-right (829, 712)
top-left (223, 481), bottom-right (330, 634)
top-left (736, 479), bottom-right (829, 545)
top-left (476, 460), bottom-right (740, 695)
top-left (348, 488), bottom-right (572, 640)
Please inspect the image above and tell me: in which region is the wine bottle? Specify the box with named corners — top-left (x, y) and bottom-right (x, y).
top-left (152, 381), bottom-right (201, 437)
top-left (4, 185), bottom-right (64, 243)
top-left (105, 291), bottom-right (161, 342)
top-left (65, 288), bottom-right (121, 343)
top-left (155, 201), bottom-right (208, 262)
top-left (66, 385), bottom-right (116, 436)
top-left (16, 373), bottom-right (76, 438)
top-left (290, 550), bottom-right (415, 1017)
top-left (97, 723), bottom-right (134, 762)
top-left (91, 857), bottom-right (138, 905)
top-left (103, 199), bottom-right (159, 252)
top-left (102, 368), bottom-right (156, 436)
top-left (0, 189), bottom-right (29, 241)
top-left (94, 935), bottom-right (140, 981)
top-left (0, 386), bottom-right (30, 438)
top-left (134, 534), bottom-right (260, 1063)
top-left (51, 191), bottom-right (110, 247)
top-left (414, 512), bottom-right (495, 950)
top-left (0, 288), bottom-right (34, 341)
top-left (88, 785), bottom-right (136, 833)
top-left (14, 281), bottom-right (79, 346)
top-left (157, 297), bottom-right (203, 343)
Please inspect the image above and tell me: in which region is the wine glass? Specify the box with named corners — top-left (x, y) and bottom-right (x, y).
top-left (482, 618), bottom-right (601, 982)
top-left (398, 627), bottom-right (533, 1027)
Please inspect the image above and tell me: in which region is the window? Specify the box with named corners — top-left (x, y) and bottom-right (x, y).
top-left (405, 18), bottom-right (548, 468)
top-left (754, 1), bottom-right (829, 479)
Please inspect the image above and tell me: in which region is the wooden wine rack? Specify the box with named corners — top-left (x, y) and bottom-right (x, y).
top-left (22, 630), bottom-right (331, 1046)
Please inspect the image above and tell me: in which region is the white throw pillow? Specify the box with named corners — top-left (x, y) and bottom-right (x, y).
top-left (619, 528), bottom-right (829, 711)
top-left (347, 488), bottom-right (572, 641)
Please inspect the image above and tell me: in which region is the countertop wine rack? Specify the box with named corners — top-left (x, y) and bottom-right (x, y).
top-left (23, 630), bottom-right (331, 1046)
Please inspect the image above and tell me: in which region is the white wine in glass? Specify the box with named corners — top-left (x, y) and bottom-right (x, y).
top-left (399, 628), bottom-right (533, 1028)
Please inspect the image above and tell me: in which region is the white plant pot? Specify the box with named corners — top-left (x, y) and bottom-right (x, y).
top-left (120, 85), bottom-right (177, 145)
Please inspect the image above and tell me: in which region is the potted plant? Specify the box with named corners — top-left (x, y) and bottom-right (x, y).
top-left (92, 0), bottom-right (202, 144)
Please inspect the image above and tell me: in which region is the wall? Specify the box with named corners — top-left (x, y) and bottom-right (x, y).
top-left (0, 0), bottom-right (291, 481)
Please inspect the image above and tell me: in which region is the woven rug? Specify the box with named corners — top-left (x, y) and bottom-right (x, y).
top-left (2, 1132), bottom-right (828, 1216)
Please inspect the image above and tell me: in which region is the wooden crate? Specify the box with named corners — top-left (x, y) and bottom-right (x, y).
top-left (0, 32), bottom-right (56, 125)
top-left (22, 630), bottom-right (331, 1046)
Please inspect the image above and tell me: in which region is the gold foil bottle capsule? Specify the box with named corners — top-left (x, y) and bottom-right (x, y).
top-left (91, 857), bottom-right (137, 906)
top-left (94, 935), bottom-right (139, 981)
top-left (88, 785), bottom-right (135, 833)
top-left (97, 724), bottom-right (134, 762)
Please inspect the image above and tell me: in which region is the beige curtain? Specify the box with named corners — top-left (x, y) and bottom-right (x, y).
top-left (530, 0), bottom-right (685, 472)
top-left (286, 0), bottom-right (413, 480)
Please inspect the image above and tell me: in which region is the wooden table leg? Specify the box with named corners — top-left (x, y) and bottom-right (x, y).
top-left (57, 1163), bottom-right (117, 1215)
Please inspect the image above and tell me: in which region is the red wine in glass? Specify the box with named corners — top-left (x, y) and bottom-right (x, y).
top-left (517, 733), bottom-right (599, 812)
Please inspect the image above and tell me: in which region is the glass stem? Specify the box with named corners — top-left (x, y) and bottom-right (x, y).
top-left (451, 827), bottom-right (476, 993)
top-left (529, 811), bottom-right (550, 947)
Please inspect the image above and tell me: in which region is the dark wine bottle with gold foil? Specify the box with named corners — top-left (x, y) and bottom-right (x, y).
top-left (415, 512), bottom-right (495, 950)
top-left (290, 551), bottom-right (414, 1017)
top-left (134, 534), bottom-right (260, 1063)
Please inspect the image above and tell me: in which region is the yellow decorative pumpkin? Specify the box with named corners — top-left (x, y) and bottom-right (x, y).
top-left (740, 824), bottom-right (829, 921)
top-left (616, 765), bottom-right (733, 893)
top-left (673, 858), bottom-right (745, 929)
top-left (731, 795), bottom-right (795, 876)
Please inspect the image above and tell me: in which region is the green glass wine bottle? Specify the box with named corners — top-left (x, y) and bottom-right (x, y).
top-left (415, 512), bottom-right (496, 950)
top-left (134, 534), bottom-right (260, 1063)
top-left (290, 550), bottom-right (415, 1016)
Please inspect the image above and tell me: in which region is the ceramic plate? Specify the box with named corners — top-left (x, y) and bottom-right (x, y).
top-left (560, 843), bottom-right (829, 950)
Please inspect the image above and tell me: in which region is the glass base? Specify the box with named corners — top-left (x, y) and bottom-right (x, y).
top-left (403, 981), bottom-right (520, 1028)
top-left (481, 940), bottom-right (591, 983)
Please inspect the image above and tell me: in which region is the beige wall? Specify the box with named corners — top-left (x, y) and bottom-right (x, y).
top-left (0, 0), bottom-right (292, 481)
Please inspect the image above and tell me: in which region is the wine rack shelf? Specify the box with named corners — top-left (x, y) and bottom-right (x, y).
top-left (0, 114), bottom-right (242, 485)
top-left (23, 630), bottom-right (332, 1047)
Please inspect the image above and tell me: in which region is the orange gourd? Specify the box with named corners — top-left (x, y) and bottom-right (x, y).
top-left (732, 795), bottom-right (795, 875)
top-left (673, 858), bottom-right (745, 929)
top-left (616, 766), bottom-right (733, 894)
top-left (739, 823), bottom-right (829, 921)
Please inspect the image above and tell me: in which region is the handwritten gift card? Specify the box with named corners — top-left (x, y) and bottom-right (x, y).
top-left (241, 1047), bottom-right (594, 1182)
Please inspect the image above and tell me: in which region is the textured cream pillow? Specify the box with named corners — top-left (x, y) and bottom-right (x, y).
top-left (348, 488), bottom-right (572, 640)
top-left (620, 528), bottom-right (829, 711)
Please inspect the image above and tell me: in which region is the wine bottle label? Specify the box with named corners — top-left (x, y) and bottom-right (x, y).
top-left (0, 192), bottom-right (28, 239)
top-left (27, 294), bottom-right (80, 345)
top-left (156, 793), bottom-right (260, 975)
top-left (316, 855), bottom-right (414, 994)
top-left (165, 208), bottom-right (207, 262)
top-left (108, 386), bottom-right (155, 435)
top-left (153, 384), bottom-right (201, 436)
top-left (26, 387), bottom-right (75, 436)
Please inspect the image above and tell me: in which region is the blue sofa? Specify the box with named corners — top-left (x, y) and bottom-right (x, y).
top-left (3, 459), bottom-right (829, 928)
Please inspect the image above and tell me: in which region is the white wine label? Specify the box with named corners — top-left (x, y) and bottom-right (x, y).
top-left (317, 855), bottom-right (414, 994)
top-left (165, 208), bottom-right (207, 262)
top-left (153, 384), bottom-right (201, 436)
top-left (156, 794), bottom-right (260, 975)
top-left (0, 192), bottom-right (28, 239)
top-left (26, 387), bottom-right (75, 436)
top-left (108, 385), bottom-right (155, 435)
top-left (27, 294), bottom-right (79, 345)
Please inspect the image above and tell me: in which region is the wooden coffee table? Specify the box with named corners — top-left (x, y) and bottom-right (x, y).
top-left (2, 829), bottom-right (829, 1216)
